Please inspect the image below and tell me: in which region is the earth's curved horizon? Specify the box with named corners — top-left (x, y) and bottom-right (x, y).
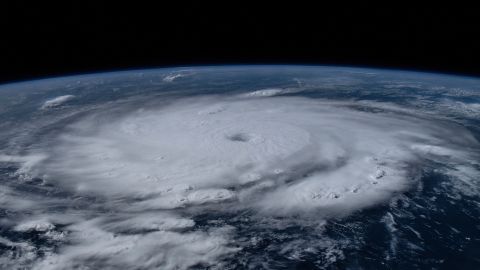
top-left (0, 65), bottom-right (479, 269)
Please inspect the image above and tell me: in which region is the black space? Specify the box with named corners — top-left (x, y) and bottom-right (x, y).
top-left (1, 3), bottom-right (480, 84)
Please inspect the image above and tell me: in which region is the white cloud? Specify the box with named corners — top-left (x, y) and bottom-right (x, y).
top-left (245, 88), bottom-right (287, 97)
top-left (34, 224), bottom-right (238, 270)
top-left (162, 70), bottom-right (194, 82)
top-left (14, 220), bottom-right (55, 232)
top-left (40, 95), bottom-right (75, 109)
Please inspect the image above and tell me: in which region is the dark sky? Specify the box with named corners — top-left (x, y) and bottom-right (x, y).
top-left (1, 3), bottom-right (480, 83)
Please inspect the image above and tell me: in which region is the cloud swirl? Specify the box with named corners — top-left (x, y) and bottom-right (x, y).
top-left (2, 90), bottom-right (479, 269)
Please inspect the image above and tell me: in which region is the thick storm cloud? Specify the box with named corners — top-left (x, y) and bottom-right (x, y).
top-left (1, 91), bottom-right (479, 269)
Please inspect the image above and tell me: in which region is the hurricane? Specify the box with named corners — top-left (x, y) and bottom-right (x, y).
top-left (1, 66), bottom-right (479, 269)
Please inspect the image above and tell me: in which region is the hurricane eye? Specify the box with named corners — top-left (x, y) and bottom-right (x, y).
top-left (226, 133), bottom-right (251, 142)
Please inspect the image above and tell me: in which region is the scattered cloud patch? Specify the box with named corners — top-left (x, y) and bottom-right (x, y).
top-left (245, 88), bottom-right (287, 97)
top-left (41, 95), bottom-right (75, 109)
top-left (162, 70), bottom-right (194, 82)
